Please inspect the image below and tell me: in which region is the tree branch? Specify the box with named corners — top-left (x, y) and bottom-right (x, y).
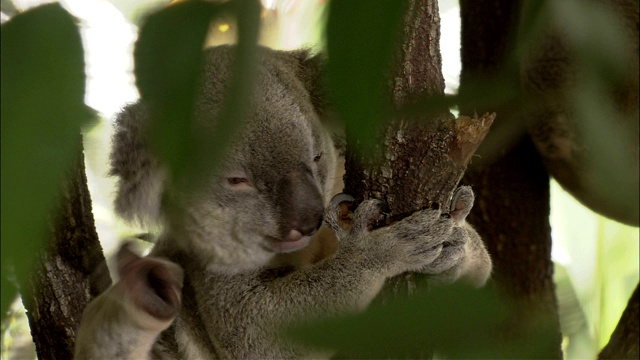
top-left (599, 283), bottom-right (639, 360)
top-left (344, 0), bottom-right (492, 219)
top-left (21, 140), bottom-right (109, 359)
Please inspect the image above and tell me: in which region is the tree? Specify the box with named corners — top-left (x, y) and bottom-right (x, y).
top-left (21, 146), bottom-right (109, 360)
top-left (458, 0), bottom-right (562, 357)
top-left (2, 4), bottom-right (108, 359)
top-left (458, 0), bottom-right (638, 358)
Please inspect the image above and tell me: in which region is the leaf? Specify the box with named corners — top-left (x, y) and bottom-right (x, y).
top-left (1, 3), bottom-right (88, 318)
top-left (549, 0), bottom-right (639, 223)
top-left (134, 0), bottom-right (222, 181)
top-left (325, 0), bottom-right (406, 151)
top-left (288, 284), bottom-right (558, 359)
top-left (134, 0), bottom-right (260, 192)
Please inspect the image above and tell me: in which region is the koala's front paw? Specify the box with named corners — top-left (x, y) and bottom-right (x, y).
top-left (418, 225), bottom-right (468, 281)
top-left (381, 202), bottom-right (456, 273)
top-left (325, 193), bottom-right (453, 273)
top-left (324, 193), bottom-right (388, 239)
top-left (418, 186), bottom-right (490, 286)
top-left (324, 193), bottom-right (355, 236)
top-left (116, 243), bottom-right (184, 330)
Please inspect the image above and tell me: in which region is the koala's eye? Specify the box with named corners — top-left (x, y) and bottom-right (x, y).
top-left (227, 177), bottom-right (249, 185)
top-left (313, 152), bottom-right (323, 162)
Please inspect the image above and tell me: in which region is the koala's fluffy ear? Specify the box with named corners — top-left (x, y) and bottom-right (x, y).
top-left (285, 49), bottom-right (346, 155)
top-left (110, 102), bottom-right (166, 226)
top-left (289, 50), bottom-right (331, 118)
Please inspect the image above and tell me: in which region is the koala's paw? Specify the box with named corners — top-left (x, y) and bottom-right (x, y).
top-left (381, 202), bottom-right (455, 272)
top-left (418, 226), bottom-right (468, 282)
top-left (418, 186), bottom-right (481, 284)
top-left (325, 193), bottom-right (389, 239)
top-left (116, 243), bottom-right (184, 330)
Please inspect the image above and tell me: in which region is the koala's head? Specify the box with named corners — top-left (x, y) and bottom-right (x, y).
top-left (110, 46), bottom-right (337, 270)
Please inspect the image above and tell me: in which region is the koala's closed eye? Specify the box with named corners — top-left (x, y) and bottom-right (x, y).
top-left (226, 176), bottom-right (252, 189)
top-left (313, 152), bottom-right (322, 162)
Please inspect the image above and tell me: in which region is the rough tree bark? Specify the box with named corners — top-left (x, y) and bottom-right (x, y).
top-left (344, 0), bottom-right (492, 215)
top-left (343, 0), bottom-right (493, 310)
top-left (20, 140), bottom-right (109, 360)
top-left (459, 0), bottom-right (563, 358)
top-left (599, 283), bottom-right (640, 359)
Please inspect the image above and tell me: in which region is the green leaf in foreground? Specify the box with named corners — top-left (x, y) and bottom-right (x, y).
top-left (134, 0), bottom-right (222, 181)
top-left (134, 0), bottom-right (259, 191)
top-left (325, 0), bottom-right (406, 152)
top-left (1, 4), bottom-right (87, 318)
top-left (288, 284), bottom-right (558, 359)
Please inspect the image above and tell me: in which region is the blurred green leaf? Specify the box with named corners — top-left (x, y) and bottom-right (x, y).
top-left (205, 0), bottom-right (260, 175)
top-left (134, 0), bottom-right (259, 192)
top-left (550, 0), bottom-right (631, 81)
top-left (325, 0), bottom-right (406, 151)
top-left (134, 0), bottom-right (222, 181)
top-left (288, 284), bottom-right (558, 359)
top-left (550, 0), bottom-right (639, 223)
top-left (1, 3), bottom-right (88, 318)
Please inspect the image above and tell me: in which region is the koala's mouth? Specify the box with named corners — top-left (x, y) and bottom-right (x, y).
top-left (267, 230), bottom-right (312, 253)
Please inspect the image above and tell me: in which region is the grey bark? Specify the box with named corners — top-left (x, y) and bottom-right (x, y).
top-left (21, 140), bottom-right (109, 360)
top-left (343, 0), bottom-right (493, 356)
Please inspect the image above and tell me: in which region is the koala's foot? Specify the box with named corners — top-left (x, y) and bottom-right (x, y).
top-left (326, 194), bottom-right (453, 274)
top-left (325, 193), bottom-right (355, 235)
top-left (325, 193), bottom-right (391, 235)
top-left (419, 187), bottom-right (473, 271)
top-left (116, 243), bottom-right (184, 329)
top-left (419, 186), bottom-right (492, 286)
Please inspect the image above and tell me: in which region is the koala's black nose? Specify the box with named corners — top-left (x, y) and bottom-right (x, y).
top-left (276, 168), bottom-right (325, 237)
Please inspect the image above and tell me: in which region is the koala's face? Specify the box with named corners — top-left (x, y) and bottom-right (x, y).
top-left (164, 46), bottom-right (336, 268)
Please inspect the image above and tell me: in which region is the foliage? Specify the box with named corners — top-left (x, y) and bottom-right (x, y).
top-left (134, 0), bottom-right (259, 192)
top-left (325, 0), bottom-right (405, 151)
top-left (1, 3), bottom-right (92, 318)
top-left (288, 283), bottom-right (558, 359)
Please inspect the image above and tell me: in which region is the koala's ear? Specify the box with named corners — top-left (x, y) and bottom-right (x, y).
top-left (289, 50), bottom-right (332, 119)
top-left (110, 102), bottom-right (166, 226)
top-left (450, 186), bottom-right (475, 223)
top-left (288, 50), bottom-right (346, 155)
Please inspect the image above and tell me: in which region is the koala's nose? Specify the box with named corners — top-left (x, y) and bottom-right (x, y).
top-left (276, 168), bottom-right (325, 237)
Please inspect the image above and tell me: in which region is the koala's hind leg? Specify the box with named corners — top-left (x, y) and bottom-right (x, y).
top-left (74, 244), bottom-right (183, 360)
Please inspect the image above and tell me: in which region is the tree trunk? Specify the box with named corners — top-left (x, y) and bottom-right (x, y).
top-left (599, 283), bottom-right (640, 359)
top-left (459, 0), bottom-right (563, 358)
top-left (343, 0), bottom-right (493, 347)
top-left (344, 0), bottom-right (491, 213)
top-left (21, 140), bottom-right (109, 360)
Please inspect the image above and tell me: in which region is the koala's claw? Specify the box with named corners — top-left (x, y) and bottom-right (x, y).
top-left (325, 195), bottom-right (389, 236)
top-left (450, 186), bottom-right (474, 222)
top-left (325, 193), bottom-right (356, 235)
top-left (450, 187), bottom-right (465, 212)
top-left (330, 193), bottom-right (355, 205)
top-left (351, 199), bottom-right (388, 235)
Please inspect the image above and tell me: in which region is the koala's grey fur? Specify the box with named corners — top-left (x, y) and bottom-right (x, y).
top-left (75, 45), bottom-right (492, 359)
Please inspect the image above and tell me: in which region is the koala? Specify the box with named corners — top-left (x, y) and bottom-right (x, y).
top-left (75, 45), bottom-right (492, 359)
